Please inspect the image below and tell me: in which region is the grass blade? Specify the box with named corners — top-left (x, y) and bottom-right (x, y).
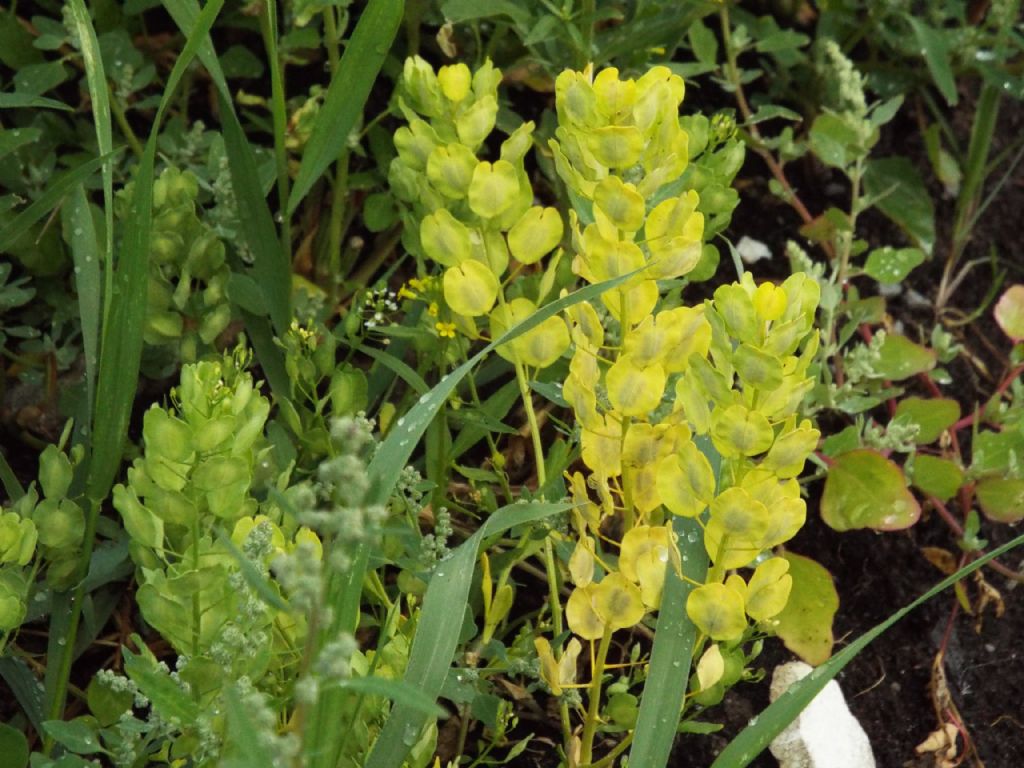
top-left (0, 93), bottom-right (72, 111)
top-left (287, 0), bottom-right (404, 215)
top-left (44, 1), bottom-right (227, 741)
top-left (65, 0), bottom-right (115, 329)
top-left (629, 515), bottom-right (709, 767)
top-left (62, 185), bottom-right (101, 436)
top-left (364, 501), bottom-right (570, 768)
top-left (711, 531), bottom-right (1024, 768)
top-left (163, 0), bottom-right (293, 337)
top-left (630, 438), bottom-right (720, 767)
top-left (0, 153), bottom-right (117, 253)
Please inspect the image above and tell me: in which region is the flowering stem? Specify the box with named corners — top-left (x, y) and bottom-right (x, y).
top-left (513, 359), bottom-right (546, 489)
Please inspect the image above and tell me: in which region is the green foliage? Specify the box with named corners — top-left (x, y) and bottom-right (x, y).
top-left (2, 1), bottom-right (1024, 767)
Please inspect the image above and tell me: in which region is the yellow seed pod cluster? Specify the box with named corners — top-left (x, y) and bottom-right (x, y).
top-left (546, 68), bottom-right (822, 659)
top-left (550, 66), bottom-right (705, 329)
top-left (389, 57), bottom-right (569, 365)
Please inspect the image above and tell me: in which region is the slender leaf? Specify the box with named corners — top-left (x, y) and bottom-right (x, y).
top-left (63, 185), bottom-right (101, 431)
top-left (87, 0), bottom-right (225, 502)
top-left (0, 451), bottom-right (24, 501)
top-left (65, 0), bottom-right (114, 331)
top-left (0, 655), bottom-right (45, 734)
top-left (907, 16), bottom-right (958, 106)
top-left (711, 532), bottom-right (1024, 767)
top-left (358, 344), bottom-right (429, 396)
top-left (287, 0), bottom-right (404, 214)
top-left (630, 438), bottom-right (720, 766)
top-left (364, 502), bottom-right (570, 768)
top-left (222, 685), bottom-right (276, 768)
top-left (0, 93), bottom-right (72, 110)
top-left (163, 0), bottom-right (293, 338)
top-left (123, 648), bottom-right (200, 723)
top-left (0, 153), bottom-right (117, 253)
top-left (629, 516), bottom-right (708, 767)
top-left (339, 676), bottom-right (446, 718)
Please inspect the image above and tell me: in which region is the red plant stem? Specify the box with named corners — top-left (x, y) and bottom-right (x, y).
top-left (926, 495), bottom-right (1024, 583)
top-left (951, 362), bottom-right (1024, 432)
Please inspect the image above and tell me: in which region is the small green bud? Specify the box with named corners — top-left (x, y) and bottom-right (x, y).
top-left (39, 445), bottom-right (73, 500)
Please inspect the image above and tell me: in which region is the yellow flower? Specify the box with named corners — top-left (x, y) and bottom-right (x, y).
top-left (428, 301), bottom-right (440, 317)
top-left (435, 321), bottom-right (456, 338)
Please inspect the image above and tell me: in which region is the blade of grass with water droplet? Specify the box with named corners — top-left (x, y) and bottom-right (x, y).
top-left (630, 438), bottom-right (720, 767)
top-left (287, 0), bottom-right (404, 215)
top-left (363, 501), bottom-right (570, 768)
top-left (163, 0), bottom-right (292, 339)
top-left (711, 531), bottom-right (1024, 768)
top-left (0, 152), bottom-right (117, 253)
top-left (62, 185), bottom-right (101, 437)
top-left (65, 0), bottom-right (114, 330)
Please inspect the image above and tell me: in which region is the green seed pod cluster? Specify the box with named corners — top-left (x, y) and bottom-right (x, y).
top-left (111, 350), bottom-right (315, 661)
top-left (137, 167), bottom-right (233, 365)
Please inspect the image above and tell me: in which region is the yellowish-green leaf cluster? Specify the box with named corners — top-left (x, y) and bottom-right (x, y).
top-left (389, 57), bottom-right (568, 365)
top-left (538, 67), bottom-right (821, 701)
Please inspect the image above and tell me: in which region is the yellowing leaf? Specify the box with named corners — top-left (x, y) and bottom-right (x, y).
top-left (763, 419), bottom-right (820, 479)
top-left (774, 552), bottom-right (838, 665)
top-left (594, 176), bottom-right (645, 232)
top-left (744, 557), bottom-right (792, 621)
top-left (508, 206), bottom-right (564, 265)
top-left (581, 414), bottom-right (622, 477)
top-left (569, 537), bottom-right (596, 587)
top-left (606, 356), bottom-right (665, 417)
top-left (994, 284), bottom-right (1024, 341)
top-left (490, 297), bottom-right (569, 368)
top-left (567, 584), bottom-right (605, 640)
top-left (821, 449), bottom-right (920, 531)
top-left (426, 143), bottom-right (477, 199)
top-left (619, 524), bottom-right (672, 608)
top-left (420, 209), bottom-right (472, 266)
top-left (443, 260), bottom-right (499, 317)
top-left (588, 125), bottom-right (644, 169)
top-left (687, 583), bottom-right (747, 642)
top-left (591, 572), bottom-right (646, 630)
top-left (603, 280), bottom-right (659, 326)
top-left (656, 442), bottom-right (715, 517)
top-left (468, 160), bottom-right (520, 219)
top-left (709, 487), bottom-right (769, 542)
top-left (711, 404), bottom-right (774, 457)
top-left (696, 644), bottom-right (725, 690)
top-left (644, 191), bottom-right (704, 279)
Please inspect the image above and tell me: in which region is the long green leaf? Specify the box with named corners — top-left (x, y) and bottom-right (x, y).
top-left (711, 531), bottom-right (1024, 767)
top-left (87, 0), bottom-right (225, 502)
top-left (364, 501), bottom-right (570, 768)
top-left (65, 0), bottom-right (115, 329)
top-left (0, 153), bottom-right (116, 252)
top-left (0, 93), bottom-right (72, 110)
top-left (222, 686), bottom-right (276, 768)
top-left (287, 0), bottom-right (404, 214)
top-left (629, 516), bottom-right (707, 765)
top-left (338, 676), bottom-right (446, 718)
top-left (62, 185), bottom-right (101, 435)
top-left (162, 0), bottom-right (293, 338)
top-left (630, 438), bottom-right (720, 766)
top-left (44, 1), bottom-right (227, 740)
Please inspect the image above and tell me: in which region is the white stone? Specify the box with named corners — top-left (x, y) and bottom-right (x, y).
top-left (736, 235), bottom-right (772, 264)
top-left (769, 661), bottom-right (876, 768)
